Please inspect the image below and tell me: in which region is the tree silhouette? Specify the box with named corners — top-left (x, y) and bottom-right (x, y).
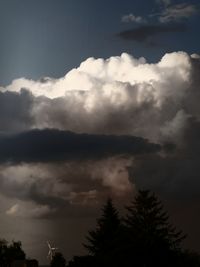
top-left (67, 190), bottom-right (200, 267)
top-left (0, 239), bottom-right (25, 267)
top-left (7, 241), bottom-right (26, 262)
top-left (178, 250), bottom-right (200, 267)
top-left (124, 190), bottom-right (186, 267)
top-left (83, 198), bottom-right (121, 266)
top-left (67, 255), bottom-right (94, 267)
top-left (0, 239), bottom-right (8, 267)
top-left (51, 252), bottom-right (66, 267)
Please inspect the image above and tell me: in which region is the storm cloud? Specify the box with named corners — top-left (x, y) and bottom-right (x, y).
top-left (1, 51), bottom-right (200, 223)
top-left (0, 129), bottom-right (161, 164)
top-left (1, 50), bottom-right (200, 260)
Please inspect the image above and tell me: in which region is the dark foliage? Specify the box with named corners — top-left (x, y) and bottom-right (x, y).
top-left (26, 259), bottom-right (39, 267)
top-left (0, 240), bottom-right (25, 267)
top-left (123, 190), bottom-right (186, 266)
top-left (67, 190), bottom-right (200, 267)
top-left (67, 255), bottom-right (94, 267)
top-left (51, 252), bottom-right (66, 267)
top-left (83, 198), bottom-right (121, 266)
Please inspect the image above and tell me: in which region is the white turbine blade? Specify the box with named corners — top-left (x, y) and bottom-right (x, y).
top-left (47, 241), bottom-right (51, 249)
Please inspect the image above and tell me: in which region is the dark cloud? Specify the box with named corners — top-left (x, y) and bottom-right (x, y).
top-left (0, 159), bottom-right (131, 220)
top-left (0, 129), bottom-right (161, 164)
top-left (127, 116), bottom-right (200, 251)
top-left (129, 116), bottom-right (200, 199)
top-left (0, 127), bottom-right (161, 215)
top-left (117, 23), bottom-right (186, 43)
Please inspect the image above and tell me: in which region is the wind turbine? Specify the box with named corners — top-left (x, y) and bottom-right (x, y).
top-left (47, 241), bottom-right (58, 261)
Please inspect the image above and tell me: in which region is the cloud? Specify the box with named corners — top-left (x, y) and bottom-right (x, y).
top-left (121, 14), bottom-right (146, 24)
top-left (68, 190), bottom-right (98, 205)
top-left (2, 51), bottom-right (190, 100)
top-left (159, 3), bottom-right (197, 23)
top-left (0, 129), bottom-right (161, 164)
top-left (0, 159), bottom-right (134, 215)
top-left (121, 2), bottom-right (197, 28)
top-left (0, 126), bottom-right (160, 211)
top-left (6, 202), bottom-right (55, 218)
top-left (0, 163), bottom-right (72, 209)
top-left (1, 51), bottom-right (200, 205)
top-left (130, 116), bottom-right (200, 198)
top-left (0, 89), bottom-right (34, 133)
top-left (1, 51), bottom-right (196, 142)
top-left (117, 23), bottom-right (186, 43)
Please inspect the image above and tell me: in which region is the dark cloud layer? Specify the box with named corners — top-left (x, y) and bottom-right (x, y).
top-left (0, 129), bottom-right (161, 164)
top-left (117, 23), bottom-right (186, 43)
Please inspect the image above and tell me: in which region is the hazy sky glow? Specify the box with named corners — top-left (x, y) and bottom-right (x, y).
top-left (0, 0), bottom-right (200, 264)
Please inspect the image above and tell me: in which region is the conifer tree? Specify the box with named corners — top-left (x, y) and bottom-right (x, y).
top-left (84, 198), bottom-right (121, 258)
top-left (124, 190), bottom-right (186, 266)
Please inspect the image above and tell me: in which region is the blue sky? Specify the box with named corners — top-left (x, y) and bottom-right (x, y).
top-left (0, 0), bottom-right (199, 84)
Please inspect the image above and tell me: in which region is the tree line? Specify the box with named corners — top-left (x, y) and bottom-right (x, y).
top-left (0, 240), bottom-right (25, 267)
top-left (1, 190), bottom-right (200, 267)
top-left (65, 190), bottom-right (200, 267)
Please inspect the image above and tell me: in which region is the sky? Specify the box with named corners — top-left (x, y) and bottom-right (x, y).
top-left (0, 0), bottom-right (200, 264)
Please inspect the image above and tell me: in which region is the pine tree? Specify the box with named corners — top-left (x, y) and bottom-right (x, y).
top-left (83, 198), bottom-right (121, 264)
top-left (124, 190), bottom-right (186, 267)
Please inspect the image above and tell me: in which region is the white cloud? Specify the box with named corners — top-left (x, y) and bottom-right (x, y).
top-left (121, 14), bottom-right (147, 23)
top-left (159, 3), bottom-right (197, 23)
top-left (2, 52), bottom-right (191, 101)
top-left (0, 51), bottom-right (199, 143)
top-left (161, 110), bottom-right (191, 142)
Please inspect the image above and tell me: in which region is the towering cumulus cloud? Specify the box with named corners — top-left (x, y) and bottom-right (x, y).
top-left (0, 51), bottom-right (200, 220)
top-left (1, 51), bottom-right (196, 139)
